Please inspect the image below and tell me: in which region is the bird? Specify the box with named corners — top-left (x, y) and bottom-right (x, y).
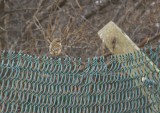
top-left (49, 38), bottom-right (62, 56)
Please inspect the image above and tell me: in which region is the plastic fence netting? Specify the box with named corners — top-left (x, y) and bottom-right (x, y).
top-left (0, 46), bottom-right (159, 113)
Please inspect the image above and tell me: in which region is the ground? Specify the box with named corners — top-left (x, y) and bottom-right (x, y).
top-left (0, 0), bottom-right (160, 62)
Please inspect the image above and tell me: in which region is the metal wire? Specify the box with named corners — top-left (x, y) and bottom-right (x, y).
top-left (0, 46), bottom-right (159, 113)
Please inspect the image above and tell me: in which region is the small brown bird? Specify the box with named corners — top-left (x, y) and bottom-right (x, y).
top-left (49, 38), bottom-right (62, 56)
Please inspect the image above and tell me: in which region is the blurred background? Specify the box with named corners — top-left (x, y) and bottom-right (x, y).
top-left (0, 0), bottom-right (160, 62)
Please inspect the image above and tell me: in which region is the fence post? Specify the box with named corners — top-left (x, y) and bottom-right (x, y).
top-left (98, 21), bottom-right (159, 112)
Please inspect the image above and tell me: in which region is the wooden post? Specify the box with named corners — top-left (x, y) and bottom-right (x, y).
top-left (98, 21), bottom-right (159, 112)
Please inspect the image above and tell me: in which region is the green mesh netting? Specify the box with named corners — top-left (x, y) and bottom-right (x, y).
top-left (0, 46), bottom-right (159, 113)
